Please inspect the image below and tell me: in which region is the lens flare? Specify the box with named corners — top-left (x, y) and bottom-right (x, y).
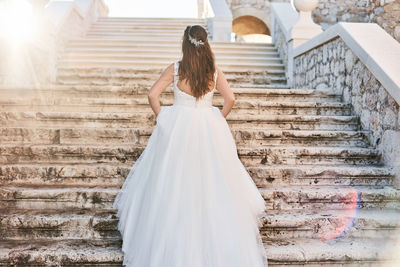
top-left (0, 0), bottom-right (35, 43)
top-left (319, 188), bottom-right (360, 242)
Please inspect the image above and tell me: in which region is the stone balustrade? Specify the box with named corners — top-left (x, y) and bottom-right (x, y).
top-left (271, 2), bottom-right (298, 86)
top-left (0, 0), bottom-right (108, 87)
top-left (292, 22), bottom-right (400, 187)
top-left (198, 0), bottom-right (233, 41)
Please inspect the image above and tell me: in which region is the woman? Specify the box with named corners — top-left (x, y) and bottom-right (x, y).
top-left (113, 25), bottom-right (268, 267)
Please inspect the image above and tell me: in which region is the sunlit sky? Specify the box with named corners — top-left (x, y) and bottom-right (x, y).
top-left (103, 0), bottom-right (198, 17)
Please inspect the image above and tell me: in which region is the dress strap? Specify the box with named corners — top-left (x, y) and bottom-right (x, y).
top-left (174, 61), bottom-right (179, 76)
top-left (213, 68), bottom-right (218, 90)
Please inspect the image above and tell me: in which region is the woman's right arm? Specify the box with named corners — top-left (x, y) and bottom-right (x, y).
top-left (215, 66), bottom-right (235, 118)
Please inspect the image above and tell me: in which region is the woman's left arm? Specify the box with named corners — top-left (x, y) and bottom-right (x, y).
top-left (148, 63), bottom-right (174, 117)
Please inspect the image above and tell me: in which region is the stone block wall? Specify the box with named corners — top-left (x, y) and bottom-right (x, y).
top-left (313, 0), bottom-right (400, 42)
top-left (272, 19), bottom-right (289, 76)
top-left (225, 0), bottom-right (400, 42)
top-left (293, 37), bottom-right (400, 186)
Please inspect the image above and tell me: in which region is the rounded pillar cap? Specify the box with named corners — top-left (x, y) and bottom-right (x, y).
top-left (293, 0), bottom-right (319, 12)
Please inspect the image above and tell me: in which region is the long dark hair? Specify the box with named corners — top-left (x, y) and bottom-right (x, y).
top-left (178, 25), bottom-right (215, 100)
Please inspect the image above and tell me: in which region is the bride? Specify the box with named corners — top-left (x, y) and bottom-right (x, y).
top-left (113, 24), bottom-right (268, 267)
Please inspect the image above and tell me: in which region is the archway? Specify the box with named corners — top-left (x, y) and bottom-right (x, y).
top-left (232, 15), bottom-right (270, 43)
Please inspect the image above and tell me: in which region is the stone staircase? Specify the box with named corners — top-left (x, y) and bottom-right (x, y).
top-left (1, 17), bottom-right (400, 266)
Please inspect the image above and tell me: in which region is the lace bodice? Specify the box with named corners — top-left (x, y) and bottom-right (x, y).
top-left (173, 61), bottom-right (218, 108)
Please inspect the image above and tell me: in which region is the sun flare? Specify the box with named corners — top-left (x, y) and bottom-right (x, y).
top-left (0, 0), bottom-right (35, 43)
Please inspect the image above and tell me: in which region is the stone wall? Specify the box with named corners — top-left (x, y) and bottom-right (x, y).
top-left (272, 19), bottom-right (289, 76)
top-left (293, 37), bottom-right (400, 187)
top-left (225, 0), bottom-right (400, 42)
top-left (313, 0), bottom-right (400, 42)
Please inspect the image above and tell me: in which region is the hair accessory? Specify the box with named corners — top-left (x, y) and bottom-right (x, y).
top-left (188, 26), bottom-right (205, 47)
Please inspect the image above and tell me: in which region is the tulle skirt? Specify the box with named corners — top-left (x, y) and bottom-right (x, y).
top-left (113, 104), bottom-right (267, 267)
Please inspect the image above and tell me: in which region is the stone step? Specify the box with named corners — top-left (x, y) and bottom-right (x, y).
top-left (238, 146), bottom-right (381, 166)
top-left (54, 68), bottom-right (287, 84)
top-left (55, 74), bottom-right (287, 86)
top-left (84, 33), bottom-right (184, 41)
top-left (260, 186), bottom-right (400, 210)
top-left (88, 24), bottom-right (206, 30)
top-left (0, 239), bottom-right (123, 266)
top-left (0, 144), bottom-right (380, 165)
top-left (0, 238), bottom-right (399, 266)
top-left (264, 237), bottom-right (400, 265)
top-left (57, 59), bottom-right (286, 71)
top-left (67, 40), bottom-right (278, 52)
top-left (0, 112), bottom-right (361, 130)
top-left (1, 208), bottom-right (399, 242)
top-left (94, 20), bottom-right (206, 26)
top-left (0, 127), bottom-right (370, 147)
top-left (0, 210), bottom-right (121, 240)
top-left (64, 47), bottom-right (280, 58)
top-left (0, 164), bottom-right (393, 188)
top-left (96, 17), bottom-right (205, 22)
top-left (86, 28), bottom-right (184, 34)
top-left (87, 28), bottom-right (184, 34)
top-left (61, 53), bottom-right (282, 65)
top-left (248, 165), bottom-right (393, 187)
top-left (0, 185), bottom-right (398, 211)
top-left (69, 38), bottom-right (275, 47)
top-left (2, 87), bottom-right (339, 103)
top-left (261, 209), bottom-right (400, 241)
top-left (90, 24), bottom-right (199, 30)
top-left (0, 97), bottom-right (351, 115)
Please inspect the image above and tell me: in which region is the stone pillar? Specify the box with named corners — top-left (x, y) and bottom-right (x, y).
top-left (200, 0), bottom-right (233, 42)
top-left (292, 0), bottom-right (322, 48)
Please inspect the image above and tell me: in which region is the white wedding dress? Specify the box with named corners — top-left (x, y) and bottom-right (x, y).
top-left (113, 61), bottom-right (268, 267)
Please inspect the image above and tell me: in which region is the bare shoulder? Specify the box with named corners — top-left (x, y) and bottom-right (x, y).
top-left (157, 62), bottom-right (175, 81)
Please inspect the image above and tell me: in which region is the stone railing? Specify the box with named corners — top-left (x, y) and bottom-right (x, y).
top-left (293, 22), bottom-right (400, 187)
top-left (270, 2), bottom-right (298, 86)
top-left (44, 0), bottom-right (108, 83)
top-left (198, 0), bottom-right (232, 42)
top-left (0, 0), bottom-right (108, 87)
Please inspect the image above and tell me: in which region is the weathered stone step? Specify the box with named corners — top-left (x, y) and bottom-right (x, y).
top-left (84, 34), bottom-right (184, 41)
top-left (86, 30), bottom-right (184, 35)
top-left (1, 185), bottom-right (398, 211)
top-left (0, 210), bottom-right (120, 241)
top-left (0, 127), bottom-right (369, 147)
top-left (72, 37), bottom-right (274, 46)
top-left (87, 28), bottom-right (184, 34)
top-left (55, 67), bottom-right (286, 77)
top-left (58, 59), bottom-right (286, 71)
top-left (0, 97), bottom-right (351, 115)
top-left (0, 112), bottom-right (361, 130)
top-left (0, 145), bottom-right (379, 165)
top-left (264, 237), bottom-right (400, 265)
top-left (0, 164), bottom-right (392, 188)
top-left (2, 208), bottom-right (399, 242)
top-left (57, 73), bottom-right (287, 87)
top-left (0, 239), bottom-right (123, 266)
top-left (64, 47), bottom-right (280, 58)
top-left (90, 24), bottom-right (190, 30)
top-left (1, 238), bottom-right (399, 266)
top-left (93, 20), bottom-right (206, 27)
top-left (61, 53), bottom-right (282, 65)
top-left (0, 210), bottom-right (120, 240)
top-left (238, 146), bottom-right (380, 166)
top-left (55, 74), bottom-right (287, 86)
top-left (1, 86), bottom-right (338, 102)
top-left (248, 165), bottom-right (393, 187)
top-left (96, 17), bottom-right (205, 23)
top-left (261, 209), bottom-right (400, 241)
top-left (67, 40), bottom-right (278, 52)
top-left (90, 24), bottom-right (197, 30)
top-left (260, 186), bottom-right (400, 210)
